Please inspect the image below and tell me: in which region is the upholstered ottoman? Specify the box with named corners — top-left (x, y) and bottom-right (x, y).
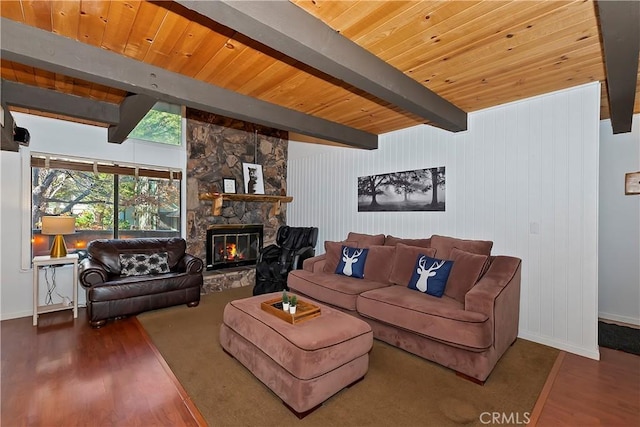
top-left (220, 292), bottom-right (373, 417)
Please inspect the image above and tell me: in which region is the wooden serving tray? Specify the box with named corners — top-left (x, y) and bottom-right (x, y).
top-left (260, 297), bottom-right (321, 325)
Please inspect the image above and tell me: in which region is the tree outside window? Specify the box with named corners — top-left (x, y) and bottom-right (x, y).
top-left (127, 102), bottom-right (182, 146)
top-left (32, 163), bottom-right (180, 256)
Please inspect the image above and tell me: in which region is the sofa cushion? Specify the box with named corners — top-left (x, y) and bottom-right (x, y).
top-left (87, 271), bottom-right (200, 302)
top-left (389, 244), bottom-right (437, 286)
top-left (335, 246), bottom-right (369, 279)
top-left (430, 235), bottom-right (493, 260)
top-left (323, 240), bottom-right (357, 273)
top-left (363, 245), bottom-right (396, 284)
top-left (87, 237), bottom-right (186, 275)
top-left (384, 235), bottom-right (431, 248)
top-left (288, 269), bottom-right (390, 311)
top-left (357, 286), bottom-right (492, 350)
top-left (444, 248), bottom-right (490, 303)
top-left (407, 254), bottom-right (453, 297)
top-left (346, 232), bottom-right (385, 248)
top-left (119, 253), bottom-right (170, 277)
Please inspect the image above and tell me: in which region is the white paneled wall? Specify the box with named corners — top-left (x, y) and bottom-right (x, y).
top-left (288, 83), bottom-right (600, 359)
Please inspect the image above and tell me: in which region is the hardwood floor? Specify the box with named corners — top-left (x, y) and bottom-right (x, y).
top-left (1, 308), bottom-right (205, 426)
top-left (532, 347), bottom-right (640, 426)
top-left (2, 307), bottom-right (638, 426)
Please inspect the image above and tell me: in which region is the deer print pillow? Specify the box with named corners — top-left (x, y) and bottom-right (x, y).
top-left (335, 246), bottom-right (369, 279)
top-left (407, 254), bottom-right (453, 297)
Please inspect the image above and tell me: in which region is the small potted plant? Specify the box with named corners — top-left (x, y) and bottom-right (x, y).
top-left (289, 295), bottom-right (298, 314)
top-left (282, 291), bottom-right (290, 311)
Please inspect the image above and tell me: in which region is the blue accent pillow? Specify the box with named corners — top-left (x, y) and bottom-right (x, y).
top-left (407, 254), bottom-right (453, 297)
top-left (335, 246), bottom-right (369, 279)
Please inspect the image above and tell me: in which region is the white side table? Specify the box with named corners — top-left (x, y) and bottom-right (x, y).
top-left (32, 254), bottom-right (79, 326)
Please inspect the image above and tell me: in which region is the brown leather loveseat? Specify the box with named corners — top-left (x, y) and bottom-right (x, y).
top-left (79, 237), bottom-right (202, 328)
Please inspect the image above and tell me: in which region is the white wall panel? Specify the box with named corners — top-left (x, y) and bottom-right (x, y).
top-left (288, 83), bottom-right (600, 359)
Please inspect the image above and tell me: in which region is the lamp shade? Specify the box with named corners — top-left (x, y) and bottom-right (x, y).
top-left (41, 216), bottom-right (76, 235)
top-left (41, 216), bottom-right (75, 258)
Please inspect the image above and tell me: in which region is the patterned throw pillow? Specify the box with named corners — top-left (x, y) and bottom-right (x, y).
top-left (120, 253), bottom-right (170, 277)
top-left (335, 246), bottom-right (369, 279)
top-left (407, 254), bottom-right (453, 297)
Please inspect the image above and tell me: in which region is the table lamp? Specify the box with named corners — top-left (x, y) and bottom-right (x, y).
top-left (41, 216), bottom-right (76, 258)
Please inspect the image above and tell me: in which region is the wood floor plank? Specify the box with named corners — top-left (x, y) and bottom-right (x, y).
top-left (1, 308), bottom-right (203, 427)
top-left (534, 347), bottom-right (640, 426)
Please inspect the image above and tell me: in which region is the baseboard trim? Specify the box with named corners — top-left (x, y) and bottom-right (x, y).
top-left (1, 303), bottom-right (87, 321)
top-left (1, 310), bottom-right (32, 321)
top-left (518, 331), bottom-right (600, 360)
top-left (598, 312), bottom-right (640, 327)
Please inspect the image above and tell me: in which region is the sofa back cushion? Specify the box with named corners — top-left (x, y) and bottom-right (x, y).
top-left (444, 248), bottom-right (490, 303)
top-left (389, 243), bottom-right (437, 286)
top-left (430, 234), bottom-right (493, 259)
top-left (346, 232), bottom-right (385, 248)
top-left (88, 237), bottom-right (186, 275)
top-left (363, 245), bottom-right (396, 284)
top-left (384, 235), bottom-right (431, 248)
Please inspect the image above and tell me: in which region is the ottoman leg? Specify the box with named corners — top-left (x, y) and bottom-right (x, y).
top-left (283, 401), bottom-right (322, 419)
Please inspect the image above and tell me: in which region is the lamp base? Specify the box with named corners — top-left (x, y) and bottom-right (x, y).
top-left (50, 235), bottom-right (68, 258)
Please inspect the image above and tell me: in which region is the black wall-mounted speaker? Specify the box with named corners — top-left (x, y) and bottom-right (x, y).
top-left (14, 126), bottom-right (30, 146)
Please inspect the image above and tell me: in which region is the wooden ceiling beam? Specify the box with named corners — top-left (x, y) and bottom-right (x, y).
top-left (0, 18), bottom-right (377, 150)
top-left (107, 94), bottom-right (157, 144)
top-left (173, 0), bottom-right (467, 132)
top-left (596, 0), bottom-right (640, 134)
top-left (1, 80), bottom-right (120, 125)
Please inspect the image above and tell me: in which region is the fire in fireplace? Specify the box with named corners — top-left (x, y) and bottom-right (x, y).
top-left (206, 224), bottom-right (263, 270)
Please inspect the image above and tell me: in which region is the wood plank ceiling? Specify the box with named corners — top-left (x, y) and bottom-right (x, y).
top-left (1, 0), bottom-right (639, 142)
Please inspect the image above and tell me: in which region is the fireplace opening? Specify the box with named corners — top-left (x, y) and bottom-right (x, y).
top-left (206, 224), bottom-right (263, 270)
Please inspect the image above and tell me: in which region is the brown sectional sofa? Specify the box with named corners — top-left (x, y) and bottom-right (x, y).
top-left (287, 232), bottom-right (522, 383)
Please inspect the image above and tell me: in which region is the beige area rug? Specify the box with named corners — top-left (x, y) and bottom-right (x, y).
top-left (137, 286), bottom-right (559, 426)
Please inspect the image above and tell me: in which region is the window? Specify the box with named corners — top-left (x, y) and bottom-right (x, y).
top-left (127, 102), bottom-right (182, 146)
top-left (31, 155), bottom-right (181, 256)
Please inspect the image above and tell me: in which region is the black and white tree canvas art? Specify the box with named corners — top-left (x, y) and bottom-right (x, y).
top-left (357, 166), bottom-right (446, 212)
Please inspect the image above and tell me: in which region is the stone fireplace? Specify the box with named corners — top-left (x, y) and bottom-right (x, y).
top-left (206, 224), bottom-right (263, 270)
top-left (185, 109), bottom-right (288, 293)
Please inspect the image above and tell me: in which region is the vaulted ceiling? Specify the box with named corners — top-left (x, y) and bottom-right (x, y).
top-left (1, 0), bottom-right (638, 151)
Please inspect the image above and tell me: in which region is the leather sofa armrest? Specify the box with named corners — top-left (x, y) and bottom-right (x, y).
top-left (79, 258), bottom-right (109, 288)
top-left (302, 254), bottom-right (326, 272)
top-left (180, 253), bottom-right (204, 274)
top-left (465, 256), bottom-right (522, 352)
top-left (291, 246), bottom-right (316, 270)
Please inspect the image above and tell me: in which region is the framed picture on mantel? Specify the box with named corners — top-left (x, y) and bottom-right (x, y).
top-left (223, 178), bottom-right (236, 194)
top-left (242, 163), bottom-right (265, 195)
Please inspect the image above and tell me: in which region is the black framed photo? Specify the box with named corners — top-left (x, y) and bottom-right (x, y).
top-left (357, 166), bottom-right (446, 212)
top-left (223, 178), bottom-right (236, 194)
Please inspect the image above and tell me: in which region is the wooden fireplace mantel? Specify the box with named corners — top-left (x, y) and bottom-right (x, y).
top-left (199, 193), bottom-right (293, 216)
